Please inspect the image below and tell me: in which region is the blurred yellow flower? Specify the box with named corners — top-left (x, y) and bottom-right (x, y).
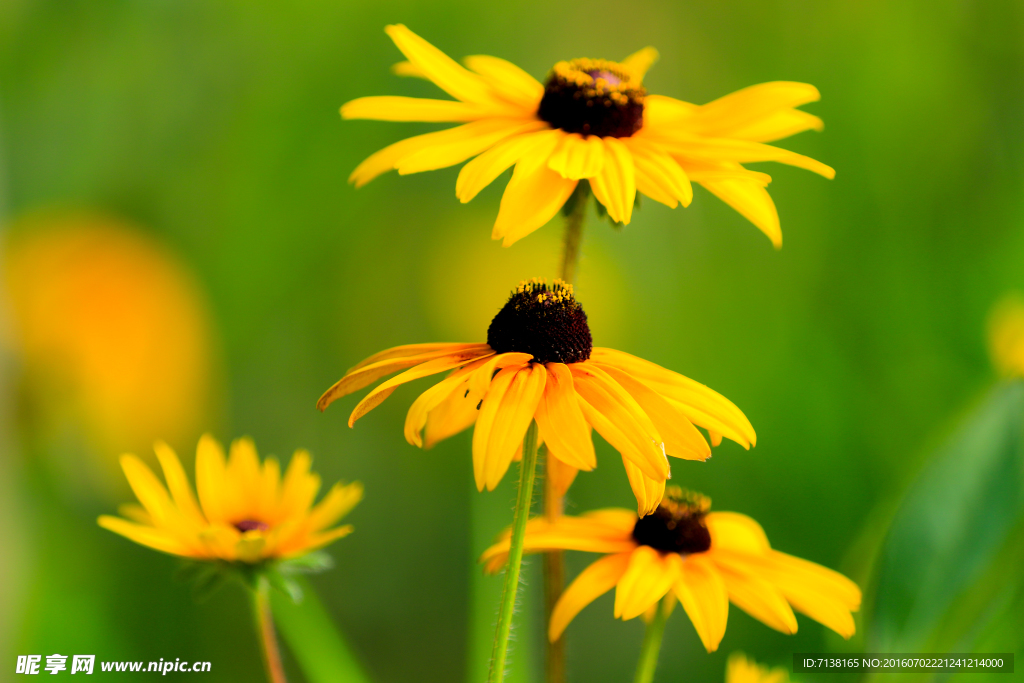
top-left (343, 25), bottom-right (833, 247)
top-left (987, 293), bottom-right (1024, 377)
top-left (2, 213), bottom-right (215, 453)
top-left (726, 652), bottom-right (790, 683)
top-left (318, 278), bottom-right (754, 514)
top-left (99, 434), bottom-right (362, 563)
top-left (481, 488), bottom-right (861, 651)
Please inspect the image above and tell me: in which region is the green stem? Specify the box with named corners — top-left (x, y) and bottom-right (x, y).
top-left (252, 576), bottom-right (289, 683)
top-left (559, 184), bottom-right (588, 285)
top-left (488, 421), bottom-right (540, 683)
top-left (633, 597), bottom-right (670, 683)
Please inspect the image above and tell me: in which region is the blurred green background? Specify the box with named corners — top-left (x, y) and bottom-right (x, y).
top-left (1, 0), bottom-right (1023, 681)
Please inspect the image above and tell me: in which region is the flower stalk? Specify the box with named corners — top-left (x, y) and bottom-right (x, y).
top-left (253, 576), bottom-right (289, 683)
top-left (543, 183), bottom-right (589, 683)
top-left (633, 596), bottom-right (671, 683)
top-left (488, 421), bottom-right (540, 683)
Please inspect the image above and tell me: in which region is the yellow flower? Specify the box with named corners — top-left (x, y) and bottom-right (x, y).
top-left (987, 293), bottom-right (1024, 377)
top-left (342, 25), bottom-right (833, 248)
top-left (2, 213), bottom-right (215, 455)
top-left (726, 652), bottom-right (790, 683)
top-left (318, 278), bottom-right (754, 514)
top-left (98, 435), bottom-right (363, 563)
top-left (480, 488), bottom-right (861, 651)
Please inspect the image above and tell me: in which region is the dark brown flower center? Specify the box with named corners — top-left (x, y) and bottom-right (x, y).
top-left (486, 278), bottom-right (592, 364)
top-left (234, 519), bottom-right (269, 533)
top-left (632, 488), bottom-right (712, 554)
top-left (537, 59), bottom-right (645, 138)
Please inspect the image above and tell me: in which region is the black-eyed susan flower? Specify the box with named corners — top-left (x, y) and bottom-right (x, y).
top-left (99, 434), bottom-right (362, 563)
top-left (726, 653), bottom-right (791, 683)
top-left (318, 278), bottom-right (754, 514)
top-left (480, 488), bottom-right (861, 651)
top-left (342, 25), bottom-right (833, 248)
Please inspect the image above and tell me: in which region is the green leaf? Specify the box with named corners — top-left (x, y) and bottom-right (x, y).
top-left (868, 380), bottom-right (1024, 652)
top-left (270, 576), bottom-right (372, 683)
top-left (278, 551), bottom-right (334, 575)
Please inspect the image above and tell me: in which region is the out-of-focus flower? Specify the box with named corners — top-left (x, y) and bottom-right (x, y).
top-left (726, 652), bottom-right (790, 683)
top-left (318, 278), bottom-right (754, 514)
top-left (987, 293), bottom-right (1024, 377)
top-left (99, 434), bottom-right (362, 563)
top-left (2, 213), bottom-right (216, 454)
top-left (481, 488), bottom-right (861, 651)
top-left (342, 25), bottom-right (832, 247)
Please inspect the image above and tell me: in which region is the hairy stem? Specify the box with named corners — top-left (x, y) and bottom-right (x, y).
top-left (488, 421), bottom-right (540, 683)
top-left (633, 597), bottom-right (670, 683)
top-left (559, 184), bottom-right (588, 286)
top-left (253, 576), bottom-right (289, 683)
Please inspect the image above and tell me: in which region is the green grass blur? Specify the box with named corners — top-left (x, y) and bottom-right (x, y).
top-left (1, 1), bottom-right (1023, 681)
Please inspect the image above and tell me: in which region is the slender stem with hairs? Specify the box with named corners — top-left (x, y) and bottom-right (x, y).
top-left (544, 183), bottom-right (589, 683)
top-left (488, 421), bottom-right (540, 683)
top-left (253, 576), bottom-right (289, 683)
top-left (633, 597), bottom-right (671, 683)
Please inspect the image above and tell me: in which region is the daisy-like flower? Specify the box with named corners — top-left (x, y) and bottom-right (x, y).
top-left (342, 25), bottom-right (833, 248)
top-left (726, 652), bottom-right (791, 683)
top-left (480, 488), bottom-right (861, 651)
top-left (99, 434), bottom-right (363, 563)
top-left (318, 278), bottom-right (754, 515)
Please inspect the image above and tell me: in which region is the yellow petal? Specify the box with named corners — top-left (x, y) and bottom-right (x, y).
top-left (195, 434), bottom-right (227, 524)
top-left (547, 134), bottom-right (606, 180)
top-left (621, 455), bottom-right (665, 517)
top-left (318, 343), bottom-right (490, 411)
top-left (424, 380), bottom-right (482, 448)
top-left (478, 364), bottom-right (547, 491)
top-left (456, 129), bottom-right (560, 203)
top-left (153, 441), bottom-right (205, 526)
top-left (570, 363), bottom-right (669, 481)
top-left (464, 55), bottom-right (544, 110)
top-left (391, 60), bottom-right (425, 78)
top-left (277, 449), bottom-right (320, 520)
top-left (674, 554), bottom-right (729, 652)
top-left (544, 449), bottom-right (579, 498)
top-left (699, 176), bottom-right (782, 248)
top-left (589, 348), bottom-right (756, 449)
top-left (119, 454), bottom-right (174, 525)
top-left (614, 546), bottom-right (679, 620)
top-left (620, 47), bottom-right (659, 81)
top-left (706, 512), bottom-right (771, 553)
top-left (349, 349), bottom-right (496, 427)
top-left (588, 138), bottom-right (636, 224)
top-left (98, 515), bottom-right (192, 557)
top-left (227, 437), bottom-right (262, 516)
top-left (727, 109), bottom-right (824, 143)
top-left (117, 503), bottom-right (152, 525)
top-left (341, 96), bottom-right (488, 122)
top-left (396, 119), bottom-right (547, 175)
top-left (493, 160), bottom-right (579, 246)
top-left (405, 356), bottom-right (492, 447)
top-left (714, 556), bottom-right (798, 634)
top-left (549, 552), bottom-right (632, 640)
top-left (534, 363), bottom-right (596, 471)
top-left (694, 82), bottom-right (821, 138)
top-left (623, 137), bottom-right (693, 208)
top-left (383, 25), bottom-right (498, 105)
top-left (596, 363), bottom-right (710, 461)
top-left (305, 481), bottom-right (364, 532)
top-left (259, 457), bottom-right (281, 521)
top-left (280, 524), bottom-right (355, 558)
top-left (468, 351), bottom-right (534, 397)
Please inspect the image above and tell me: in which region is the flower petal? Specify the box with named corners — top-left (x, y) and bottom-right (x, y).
top-left (674, 554), bottom-right (729, 652)
top-left (341, 96), bottom-right (488, 122)
top-left (405, 356), bottom-right (493, 447)
top-left (478, 364), bottom-right (547, 491)
top-left (396, 119), bottom-right (548, 175)
top-left (456, 129), bottom-right (561, 203)
top-left (623, 137), bottom-right (693, 208)
top-left (98, 515), bottom-right (192, 556)
top-left (706, 512), bottom-right (771, 553)
top-left (464, 55), bottom-right (544, 110)
top-left (154, 441), bottom-right (205, 526)
top-left (318, 344), bottom-right (491, 412)
top-left (195, 434), bottom-right (228, 524)
top-left (620, 47), bottom-right (659, 81)
top-left (614, 546), bottom-right (680, 620)
top-left (547, 134), bottom-right (606, 180)
top-left (550, 552), bottom-right (633, 640)
top-left (713, 555), bottom-right (798, 634)
top-left (621, 454), bottom-right (665, 517)
top-left (277, 449), bottom-right (320, 521)
top-left (384, 24), bottom-right (499, 105)
top-left (493, 161), bottom-right (578, 246)
top-left (589, 137), bottom-right (636, 224)
top-left (534, 363), bottom-right (596, 471)
top-left (349, 349), bottom-right (496, 427)
top-left (305, 481), bottom-right (364, 532)
top-left (699, 176), bottom-right (782, 248)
